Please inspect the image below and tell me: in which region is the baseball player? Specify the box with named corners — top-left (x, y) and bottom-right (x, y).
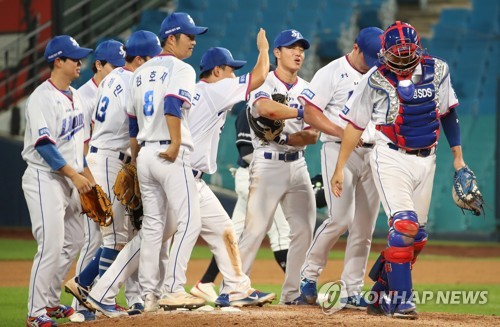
top-left (65, 31), bottom-right (161, 315)
top-left (69, 39), bottom-right (126, 321)
top-left (85, 12), bottom-right (208, 316)
top-left (237, 29), bottom-right (319, 305)
top-left (330, 21), bottom-right (469, 319)
top-left (297, 27), bottom-right (383, 308)
top-left (192, 102), bottom-right (292, 302)
top-left (22, 35), bottom-right (92, 327)
top-left (185, 33), bottom-right (276, 307)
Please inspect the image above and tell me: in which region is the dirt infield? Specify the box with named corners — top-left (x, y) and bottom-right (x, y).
top-left (2, 230), bottom-right (499, 326)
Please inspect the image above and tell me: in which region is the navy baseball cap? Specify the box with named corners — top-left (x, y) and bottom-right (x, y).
top-left (200, 47), bottom-right (246, 74)
top-left (273, 29), bottom-right (310, 49)
top-left (125, 30), bottom-right (162, 57)
top-left (160, 12), bottom-right (208, 39)
top-left (44, 35), bottom-right (93, 62)
top-left (95, 40), bottom-right (126, 67)
top-left (356, 27), bottom-right (384, 67)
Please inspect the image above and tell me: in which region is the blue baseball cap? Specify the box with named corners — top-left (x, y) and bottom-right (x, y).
top-left (95, 40), bottom-right (126, 67)
top-left (356, 27), bottom-right (384, 67)
top-left (125, 30), bottom-right (162, 57)
top-left (44, 35), bottom-right (93, 62)
top-left (200, 47), bottom-right (246, 74)
top-left (273, 29), bottom-right (310, 49)
top-left (160, 12), bottom-right (208, 39)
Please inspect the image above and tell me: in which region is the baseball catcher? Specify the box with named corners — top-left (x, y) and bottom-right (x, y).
top-left (114, 163), bottom-right (143, 229)
top-left (452, 166), bottom-right (485, 216)
top-left (80, 185), bottom-right (113, 227)
top-left (248, 93), bottom-right (286, 143)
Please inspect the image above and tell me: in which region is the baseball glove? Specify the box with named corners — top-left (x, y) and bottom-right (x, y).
top-left (80, 185), bottom-right (113, 227)
top-left (452, 166), bottom-right (485, 216)
top-left (129, 206), bottom-right (143, 231)
top-left (114, 164), bottom-right (141, 211)
top-left (248, 93), bottom-right (286, 143)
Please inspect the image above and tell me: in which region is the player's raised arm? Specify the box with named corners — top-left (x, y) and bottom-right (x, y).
top-left (248, 28), bottom-right (270, 92)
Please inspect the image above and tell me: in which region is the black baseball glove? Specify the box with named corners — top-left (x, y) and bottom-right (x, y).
top-left (248, 93), bottom-right (286, 143)
top-left (452, 166), bottom-right (485, 216)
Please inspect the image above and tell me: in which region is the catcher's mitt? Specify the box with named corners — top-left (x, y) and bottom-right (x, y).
top-left (114, 163), bottom-right (141, 211)
top-left (128, 206), bottom-right (143, 231)
top-left (80, 185), bottom-right (113, 227)
top-left (248, 93), bottom-right (286, 143)
top-left (452, 166), bottom-right (485, 216)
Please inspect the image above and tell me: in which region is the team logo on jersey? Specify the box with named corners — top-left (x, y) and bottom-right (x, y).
top-left (301, 88), bottom-right (315, 100)
top-left (255, 91), bottom-right (270, 99)
top-left (179, 89), bottom-right (192, 101)
top-left (60, 113), bottom-right (84, 140)
top-left (239, 75), bottom-right (247, 84)
top-left (38, 127), bottom-right (50, 137)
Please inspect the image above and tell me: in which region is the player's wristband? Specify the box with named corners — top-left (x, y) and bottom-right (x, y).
top-left (297, 108), bottom-right (304, 119)
top-left (274, 134), bottom-right (288, 145)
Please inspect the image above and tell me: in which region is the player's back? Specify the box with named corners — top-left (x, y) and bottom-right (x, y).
top-left (91, 67), bottom-right (133, 153)
top-left (129, 55), bottom-right (196, 150)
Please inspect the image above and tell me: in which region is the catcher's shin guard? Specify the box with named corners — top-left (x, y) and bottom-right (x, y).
top-left (384, 211), bottom-right (419, 303)
top-left (411, 227), bottom-right (428, 268)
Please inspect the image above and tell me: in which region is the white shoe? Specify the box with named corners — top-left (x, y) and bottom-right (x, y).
top-left (159, 291), bottom-right (206, 309)
top-left (144, 293), bottom-right (159, 313)
top-left (190, 281), bottom-right (218, 303)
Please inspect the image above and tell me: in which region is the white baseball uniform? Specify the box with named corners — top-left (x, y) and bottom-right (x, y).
top-left (238, 71), bottom-right (316, 303)
top-left (128, 54), bottom-right (201, 299)
top-left (185, 74), bottom-right (254, 298)
top-left (232, 109), bottom-right (290, 252)
top-left (71, 78), bottom-right (103, 311)
top-left (22, 79), bottom-right (86, 317)
top-left (298, 55), bottom-right (380, 296)
top-left (342, 58), bottom-right (458, 225)
top-left (88, 66), bottom-right (142, 306)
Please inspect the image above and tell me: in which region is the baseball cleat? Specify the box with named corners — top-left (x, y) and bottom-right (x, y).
top-left (26, 314), bottom-right (58, 327)
top-left (128, 303), bottom-right (144, 315)
top-left (64, 277), bottom-right (93, 312)
top-left (300, 278), bottom-right (318, 304)
top-left (74, 310), bottom-right (95, 321)
top-left (190, 281), bottom-right (218, 303)
top-left (284, 295), bottom-right (313, 305)
top-left (86, 296), bottom-right (128, 318)
top-left (341, 295), bottom-right (369, 310)
top-left (214, 294), bottom-right (230, 307)
top-left (144, 293), bottom-right (159, 313)
top-left (253, 290), bottom-right (276, 306)
top-left (379, 295), bottom-right (418, 320)
top-left (227, 292), bottom-right (260, 307)
top-left (158, 291), bottom-right (206, 310)
top-left (45, 305), bottom-right (74, 319)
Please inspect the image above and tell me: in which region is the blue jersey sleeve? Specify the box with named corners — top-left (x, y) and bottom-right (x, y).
top-left (441, 108), bottom-right (461, 147)
top-left (35, 139), bottom-right (67, 171)
top-left (164, 96), bottom-right (183, 118)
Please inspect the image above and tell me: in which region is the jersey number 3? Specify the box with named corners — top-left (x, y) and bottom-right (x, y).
top-left (96, 96), bottom-right (109, 122)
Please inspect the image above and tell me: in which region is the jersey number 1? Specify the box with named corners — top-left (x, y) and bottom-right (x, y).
top-left (143, 90), bottom-right (154, 116)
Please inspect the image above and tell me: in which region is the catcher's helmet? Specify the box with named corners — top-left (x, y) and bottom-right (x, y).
top-left (381, 21), bottom-right (422, 76)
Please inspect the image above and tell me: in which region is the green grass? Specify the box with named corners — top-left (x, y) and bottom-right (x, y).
top-left (1, 237), bottom-right (499, 326)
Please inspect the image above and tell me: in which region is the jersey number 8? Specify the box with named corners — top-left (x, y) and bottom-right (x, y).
top-left (143, 90), bottom-right (154, 116)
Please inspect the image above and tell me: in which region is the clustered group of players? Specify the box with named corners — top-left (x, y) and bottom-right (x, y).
top-left (22, 8), bottom-right (466, 326)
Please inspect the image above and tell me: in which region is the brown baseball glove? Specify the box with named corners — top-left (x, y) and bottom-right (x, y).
top-left (248, 93), bottom-right (286, 142)
top-left (80, 185), bottom-right (113, 227)
top-left (114, 163), bottom-right (141, 211)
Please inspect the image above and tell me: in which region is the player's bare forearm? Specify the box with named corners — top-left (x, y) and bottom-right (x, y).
top-left (59, 164), bottom-right (92, 193)
top-left (249, 28), bottom-right (270, 92)
top-left (450, 145), bottom-right (466, 170)
top-left (161, 115), bottom-right (181, 162)
top-left (130, 137), bottom-right (140, 166)
top-left (287, 129), bottom-right (319, 146)
top-left (331, 123), bottom-right (362, 197)
top-left (304, 103), bottom-right (343, 138)
top-left (255, 98), bottom-right (301, 120)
